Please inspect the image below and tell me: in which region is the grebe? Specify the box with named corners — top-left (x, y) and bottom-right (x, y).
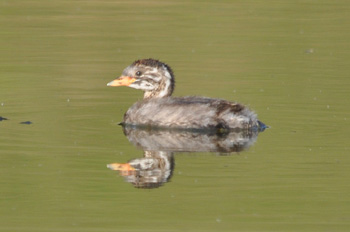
top-left (107, 59), bottom-right (266, 131)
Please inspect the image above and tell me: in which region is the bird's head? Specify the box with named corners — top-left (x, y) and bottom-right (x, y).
top-left (107, 58), bottom-right (175, 99)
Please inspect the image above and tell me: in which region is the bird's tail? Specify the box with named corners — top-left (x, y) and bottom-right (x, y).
top-left (257, 120), bottom-right (269, 132)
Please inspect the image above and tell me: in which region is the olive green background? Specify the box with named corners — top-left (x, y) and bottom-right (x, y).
top-left (1, 1), bottom-right (349, 231)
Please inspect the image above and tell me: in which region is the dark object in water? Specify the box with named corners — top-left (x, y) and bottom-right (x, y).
top-left (0, 116), bottom-right (8, 121)
top-left (20, 121), bottom-right (33, 125)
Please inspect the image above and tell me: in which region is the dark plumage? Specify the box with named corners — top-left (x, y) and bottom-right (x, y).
top-left (107, 58), bottom-right (266, 131)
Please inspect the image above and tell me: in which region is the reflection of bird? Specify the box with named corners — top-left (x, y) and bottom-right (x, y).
top-left (108, 59), bottom-right (266, 131)
top-left (107, 151), bottom-right (174, 189)
top-left (122, 125), bottom-right (258, 153)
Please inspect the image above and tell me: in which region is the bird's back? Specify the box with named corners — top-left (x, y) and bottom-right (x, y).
top-left (124, 96), bottom-right (260, 130)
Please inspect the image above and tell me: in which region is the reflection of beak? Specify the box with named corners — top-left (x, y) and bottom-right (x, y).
top-left (107, 163), bottom-right (136, 177)
top-left (107, 76), bottom-right (136, 87)
top-left (107, 163), bottom-right (135, 171)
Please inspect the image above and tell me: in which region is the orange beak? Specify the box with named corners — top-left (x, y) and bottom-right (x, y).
top-left (107, 163), bottom-right (135, 171)
top-left (107, 76), bottom-right (136, 87)
top-left (107, 162), bottom-right (136, 176)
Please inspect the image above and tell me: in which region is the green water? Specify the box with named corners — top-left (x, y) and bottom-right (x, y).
top-left (1, 1), bottom-right (349, 231)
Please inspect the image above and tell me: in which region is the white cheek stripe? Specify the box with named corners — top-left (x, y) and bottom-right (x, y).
top-left (147, 68), bottom-right (162, 81)
top-left (163, 66), bottom-right (172, 80)
top-left (155, 65), bottom-right (172, 97)
top-left (147, 66), bottom-right (172, 82)
top-left (130, 82), bottom-right (154, 90)
top-left (158, 80), bottom-right (171, 97)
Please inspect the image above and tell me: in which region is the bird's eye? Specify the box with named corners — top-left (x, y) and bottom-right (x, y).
top-left (135, 71), bottom-right (142, 76)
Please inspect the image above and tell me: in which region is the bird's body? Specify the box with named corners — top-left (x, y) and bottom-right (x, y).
top-left (124, 96), bottom-right (259, 130)
top-left (107, 59), bottom-right (266, 131)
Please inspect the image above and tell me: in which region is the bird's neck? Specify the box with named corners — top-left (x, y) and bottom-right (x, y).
top-left (143, 79), bottom-right (174, 99)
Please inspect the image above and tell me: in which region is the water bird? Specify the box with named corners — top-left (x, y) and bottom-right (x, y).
top-left (107, 59), bottom-right (266, 131)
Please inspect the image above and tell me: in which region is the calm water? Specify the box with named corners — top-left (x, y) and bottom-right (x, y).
top-left (1, 1), bottom-right (349, 231)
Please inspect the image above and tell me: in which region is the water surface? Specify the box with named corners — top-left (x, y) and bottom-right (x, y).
top-left (1, 1), bottom-right (349, 231)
